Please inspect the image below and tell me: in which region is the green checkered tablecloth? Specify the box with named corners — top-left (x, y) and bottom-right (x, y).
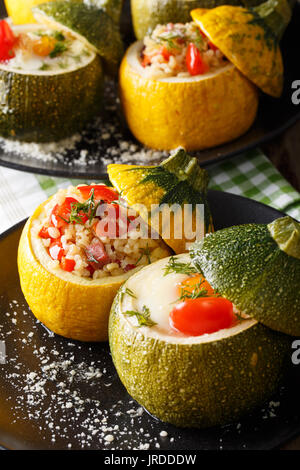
top-left (0, 148), bottom-right (299, 235)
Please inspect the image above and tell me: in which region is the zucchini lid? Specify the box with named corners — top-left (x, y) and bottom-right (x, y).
top-left (191, 0), bottom-right (291, 97)
top-left (190, 216), bottom-right (300, 336)
top-left (32, 1), bottom-right (123, 74)
top-left (107, 148), bottom-right (213, 254)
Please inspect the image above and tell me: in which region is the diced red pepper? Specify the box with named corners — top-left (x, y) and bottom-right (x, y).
top-left (50, 197), bottom-right (81, 228)
top-left (49, 240), bottom-right (65, 261)
top-left (186, 42), bottom-right (209, 76)
top-left (208, 40), bottom-right (218, 52)
top-left (61, 257), bottom-right (76, 272)
top-left (85, 238), bottom-right (110, 269)
top-left (142, 46), bottom-right (171, 67)
top-left (124, 264), bottom-right (136, 272)
top-left (38, 226), bottom-right (50, 239)
top-left (77, 185), bottom-right (119, 203)
top-left (0, 20), bottom-right (16, 62)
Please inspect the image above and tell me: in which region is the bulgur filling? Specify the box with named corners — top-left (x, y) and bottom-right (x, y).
top-left (140, 22), bottom-right (228, 79)
top-left (37, 184), bottom-right (167, 280)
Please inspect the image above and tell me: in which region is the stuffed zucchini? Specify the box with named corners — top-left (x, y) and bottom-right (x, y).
top-left (18, 183), bottom-right (171, 341)
top-left (0, 1), bottom-right (123, 142)
top-left (0, 21), bottom-right (104, 142)
top-left (120, 1), bottom-right (285, 151)
top-left (109, 253), bottom-right (290, 428)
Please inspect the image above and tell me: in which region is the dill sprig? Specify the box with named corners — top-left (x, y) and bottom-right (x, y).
top-left (155, 32), bottom-right (182, 50)
top-left (164, 256), bottom-right (198, 276)
top-left (123, 305), bottom-right (157, 328)
top-left (68, 189), bottom-right (100, 225)
top-left (49, 41), bottom-right (67, 58)
top-left (136, 244), bottom-right (152, 265)
top-left (120, 287), bottom-right (137, 303)
top-left (178, 280), bottom-right (208, 301)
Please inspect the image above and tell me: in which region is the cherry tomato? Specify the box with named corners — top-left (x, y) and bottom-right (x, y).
top-left (169, 297), bottom-right (236, 336)
top-left (0, 20), bottom-right (16, 62)
top-left (77, 185), bottom-right (118, 203)
top-left (61, 257), bottom-right (76, 272)
top-left (186, 42), bottom-right (208, 76)
top-left (124, 264), bottom-right (136, 272)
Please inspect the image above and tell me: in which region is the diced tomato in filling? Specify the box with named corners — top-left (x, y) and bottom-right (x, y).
top-left (38, 226), bottom-right (51, 239)
top-left (49, 240), bottom-right (64, 261)
top-left (186, 42), bottom-right (209, 75)
top-left (85, 238), bottom-right (110, 269)
top-left (77, 185), bottom-right (118, 203)
top-left (124, 264), bottom-right (136, 272)
top-left (170, 275), bottom-right (237, 336)
top-left (142, 45), bottom-right (171, 67)
top-left (61, 257), bottom-right (76, 272)
top-left (50, 197), bottom-right (78, 228)
top-left (208, 40), bottom-right (218, 51)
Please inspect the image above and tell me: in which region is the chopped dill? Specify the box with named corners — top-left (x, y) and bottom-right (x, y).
top-left (123, 305), bottom-right (157, 327)
top-left (164, 256), bottom-right (198, 276)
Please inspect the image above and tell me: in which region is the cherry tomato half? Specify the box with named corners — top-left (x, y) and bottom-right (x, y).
top-left (186, 42), bottom-right (208, 76)
top-left (170, 296), bottom-right (236, 336)
top-left (77, 185), bottom-right (118, 203)
top-left (0, 20), bottom-right (16, 62)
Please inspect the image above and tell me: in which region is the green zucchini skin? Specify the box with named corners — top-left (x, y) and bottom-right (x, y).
top-left (34, 1), bottom-right (124, 74)
top-left (190, 223), bottom-right (300, 336)
top-left (130, 0), bottom-right (292, 39)
top-left (109, 288), bottom-right (290, 428)
top-left (0, 55), bottom-right (104, 142)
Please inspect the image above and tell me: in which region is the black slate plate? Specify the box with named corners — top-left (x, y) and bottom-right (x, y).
top-left (0, 190), bottom-right (300, 451)
top-left (0, 2), bottom-right (299, 179)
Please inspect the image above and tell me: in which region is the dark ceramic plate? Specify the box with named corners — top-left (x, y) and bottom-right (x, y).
top-left (0, 190), bottom-right (300, 451)
top-left (0, 2), bottom-right (299, 179)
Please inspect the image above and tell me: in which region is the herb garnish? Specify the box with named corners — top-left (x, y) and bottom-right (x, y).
top-left (120, 287), bottom-right (137, 303)
top-left (49, 41), bottom-right (67, 58)
top-left (164, 256), bottom-right (197, 276)
top-left (123, 305), bottom-right (157, 328)
top-left (156, 32), bottom-right (182, 50)
top-left (68, 189), bottom-right (100, 225)
top-left (39, 63), bottom-right (50, 71)
top-left (53, 31), bottom-right (65, 42)
top-left (136, 244), bottom-right (152, 265)
top-left (177, 279), bottom-right (209, 301)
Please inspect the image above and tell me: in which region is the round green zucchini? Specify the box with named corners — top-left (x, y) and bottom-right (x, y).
top-left (130, 0), bottom-right (292, 40)
top-left (190, 217), bottom-right (300, 336)
top-left (109, 255), bottom-right (290, 428)
top-left (0, 45), bottom-right (104, 142)
top-left (33, 1), bottom-right (123, 74)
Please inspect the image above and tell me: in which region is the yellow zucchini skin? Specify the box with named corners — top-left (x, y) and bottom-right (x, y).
top-left (0, 54), bottom-right (104, 142)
